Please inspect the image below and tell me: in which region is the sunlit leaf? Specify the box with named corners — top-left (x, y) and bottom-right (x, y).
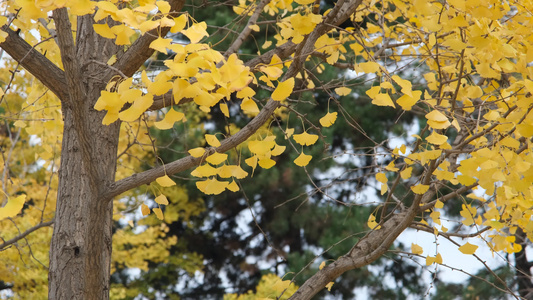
top-left (153, 207), bottom-right (164, 220)
top-left (196, 178), bottom-right (229, 195)
top-left (141, 203), bottom-right (150, 216)
top-left (0, 195), bottom-right (26, 220)
top-left (205, 134), bottom-right (221, 147)
top-left (154, 195), bottom-right (169, 205)
top-left (458, 242), bottom-right (478, 255)
top-left (271, 78), bottom-right (295, 101)
top-left (156, 175), bottom-right (176, 187)
top-left (293, 132), bottom-right (319, 146)
top-left (188, 147), bottom-right (205, 158)
top-left (411, 184), bottom-right (429, 194)
top-left (294, 152), bottom-right (312, 167)
top-left (411, 243), bottom-right (423, 255)
top-left (319, 112), bottom-right (338, 127)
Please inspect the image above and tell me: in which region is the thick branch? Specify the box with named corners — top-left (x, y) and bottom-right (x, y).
top-left (104, 99), bottom-right (280, 199)
top-left (289, 205), bottom-right (419, 299)
top-left (0, 26), bottom-right (68, 100)
top-left (0, 219), bottom-right (54, 250)
top-left (112, 0), bottom-right (185, 77)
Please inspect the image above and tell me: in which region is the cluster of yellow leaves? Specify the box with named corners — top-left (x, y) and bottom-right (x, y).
top-left (358, 0), bottom-right (533, 260)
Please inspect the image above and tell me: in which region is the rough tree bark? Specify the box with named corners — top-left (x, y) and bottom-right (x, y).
top-left (46, 9), bottom-right (122, 299)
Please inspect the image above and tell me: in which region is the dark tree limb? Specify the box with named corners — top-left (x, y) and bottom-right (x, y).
top-left (0, 26), bottom-right (68, 100)
top-left (112, 0), bottom-right (185, 78)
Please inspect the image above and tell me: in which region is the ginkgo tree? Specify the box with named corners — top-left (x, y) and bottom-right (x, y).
top-left (2, 0), bottom-right (533, 299)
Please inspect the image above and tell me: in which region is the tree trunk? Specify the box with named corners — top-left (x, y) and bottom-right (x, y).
top-left (47, 12), bottom-right (121, 299)
top-left (48, 107), bottom-right (120, 299)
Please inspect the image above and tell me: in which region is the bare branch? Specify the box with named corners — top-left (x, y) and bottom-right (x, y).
top-left (224, 0), bottom-right (272, 58)
top-left (0, 219), bottom-right (54, 250)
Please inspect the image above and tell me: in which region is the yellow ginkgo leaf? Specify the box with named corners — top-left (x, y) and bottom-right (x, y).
top-left (271, 78), bottom-right (295, 101)
top-left (396, 91), bottom-right (422, 111)
top-left (220, 103), bottom-right (230, 117)
top-left (248, 24), bottom-right (260, 32)
top-left (245, 155), bottom-right (258, 171)
top-left (156, 175), bottom-right (176, 187)
top-left (359, 62), bottom-right (381, 73)
top-left (149, 36), bottom-right (172, 54)
top-left (260, 66), bottom-right (284, 80)
top-left (183, 21), bottom-right (208, 43)
top-left (227, 180), bottom-right (239, 192)
top-left (319, 112), bottom-right (338, 127)
top-left (271, 144), bottom-right (286, 156)
top-left (217, 165), bottom-right (248, 179)
top-left (156, 0), bottom-right (170, 13)
top-left (411, 184), bottom-right (429, 194)
top-left (153, 207), bottom-right (164, 220)
top-left (248, 139), bottom-right (276, 155)
top-left (372, 93), bottom-right (395, 107)
top-left (93, 23), bottom-right (115, 39)
top-left (458, 242), bottom-right (478, 255)
top-left (335, 87), bottom-right (351, 96)
top-left (426, 131), bottom-right (448, 145)
top-left (258, 157), bottom-right (276, 169)
top-left (294, 152), bottom-right (312, 167)
top-left (170, 14), bottom-right (188, 33)
top-left (262, 40), bottom-right (272, 49)
top-left (400, 167), bottom-right (412, 180)
top-left (367, 214), bottom-right (381, 230)
top-left (205, 152), bottom-right (228, 165)
top-left (411, 243), bottom-right (423, 255)
top-left (0, 195), bottom-right (26, 220)
top-left (154, 195), bottom-right (169, 205)
top-left (375, 172), bottom-right (388, 183)
top-left (325, 282), bottom-right (334, 291)
top-left (13, 120), bottom-right (26, 128)
top-left (205, 134), bottom-right (221, 147)
top-left (191, 164), bottom-right (218, 177)
top-left (188, 147), bottom-right (205, 158)
top-left (426, 110), bottom-right (450, 129)
top-left (241, 98), bottom-right (260, 114)
top-left (435, 200), bottom-right (444, 209)
top-left (154, 108), bottom-right (184, 130)
top-left (272, 279), bottom-right (291, 293)
top-left (293, 132), bottom-right (319, 146)
top-left (391, 75), bottom-right (413, 96)
top-left (284, 128), bottom-right (295, 139)
top-left (196, 178), bottom-right (229, 195)
top-left (141, 203), bottom-right (151, 216)
top-left (319, 261), bottom-right (326, 270)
